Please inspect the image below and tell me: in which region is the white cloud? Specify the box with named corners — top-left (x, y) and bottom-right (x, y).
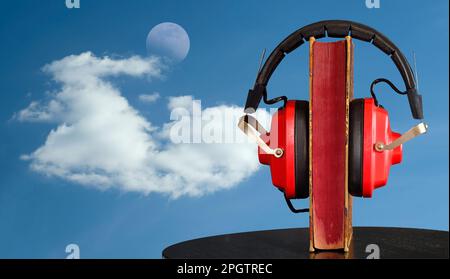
top-left (139, 92), bottom-right (160, 103)
top-left (168, 95), bottom-right (195, 111)
top-left (16, 52), bottom-right (162, 123)
top-left (18, 52), bottom-right (268, 198)
top-left (15, 100), bottom-right (62, 122)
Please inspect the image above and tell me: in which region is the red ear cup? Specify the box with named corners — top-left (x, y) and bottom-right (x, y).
top-left (349, 99), bottom-right (364, 197)
top-left (349, 98), bottom-right (403, 197)
top-left (258, 100), bottom-right (309, 199)
top-left (294, 101), bottom-right (310, 199)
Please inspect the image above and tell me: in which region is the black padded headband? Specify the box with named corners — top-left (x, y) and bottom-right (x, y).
top-left (244, 20), bottom-right (424, 119)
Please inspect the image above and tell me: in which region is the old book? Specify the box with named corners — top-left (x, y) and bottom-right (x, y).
top-left (309, 37), bottom-right (353, 251)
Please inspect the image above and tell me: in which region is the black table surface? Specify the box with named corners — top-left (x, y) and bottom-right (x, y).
top-left (163, 227), bottom-right (449, 259)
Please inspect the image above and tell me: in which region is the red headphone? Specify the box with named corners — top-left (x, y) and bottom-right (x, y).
top-left (239, 20), bottom-right (427, 212)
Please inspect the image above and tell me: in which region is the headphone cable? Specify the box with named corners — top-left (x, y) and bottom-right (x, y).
top-left (263, 90), bottom-right (288, 107)
top-left (284, 195), bottom-right (309, 213)
top-left (370, 78), bottom-right (407, 106)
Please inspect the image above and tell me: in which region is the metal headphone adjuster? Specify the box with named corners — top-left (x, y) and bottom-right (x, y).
top-left (374, 122), bottom-right (428, 152)
top-left (238, 115), bottom-right (284, 158)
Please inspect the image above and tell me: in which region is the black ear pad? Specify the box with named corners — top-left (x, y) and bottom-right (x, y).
top-left (348, 99), bottom-right (364, 197)
top-left (294, 100), bottom-right (310, 199)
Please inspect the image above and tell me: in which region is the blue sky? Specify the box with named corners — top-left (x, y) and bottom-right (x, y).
top-left (0, 0), bottom-right (448, 258)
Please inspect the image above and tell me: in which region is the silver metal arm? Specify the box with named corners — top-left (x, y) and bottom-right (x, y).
top-left (238, 115), bottom-right (283, 158)
top-left (375, 122), bottom-right (428, 152)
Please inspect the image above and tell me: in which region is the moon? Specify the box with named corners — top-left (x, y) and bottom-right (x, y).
top-left (146, 22), bottom-right (190, 63)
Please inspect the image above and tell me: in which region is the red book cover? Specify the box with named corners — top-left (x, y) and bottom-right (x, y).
top-left (310, 40), bottom-right (348, 250)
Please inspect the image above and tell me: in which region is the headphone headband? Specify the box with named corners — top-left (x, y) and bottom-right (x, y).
top-left (244, 20), bottom-right (424, 119)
